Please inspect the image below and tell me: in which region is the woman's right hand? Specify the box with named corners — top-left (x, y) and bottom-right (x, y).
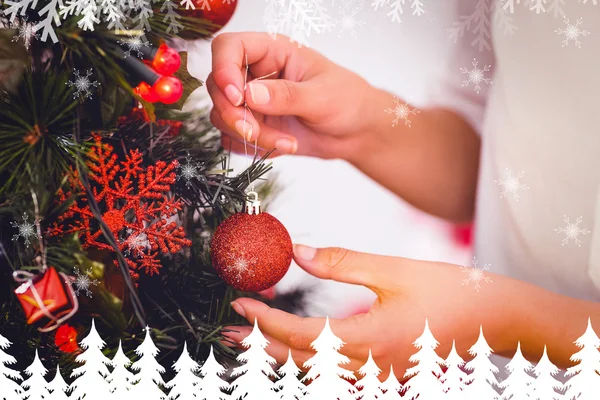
top-left (207, 32), bottom-right (378, 162)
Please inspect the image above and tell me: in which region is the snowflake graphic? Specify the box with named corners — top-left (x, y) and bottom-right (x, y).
top-left (555, 18), bottom-right (590, 48)
top-left (372, 0), bottom-right (425, 23)
top-left (460, 58), bottom-right (492, 94)
top-left (72, 267), bottom-right (99, 298)
top-left (177, 155), bottom-right (202, 188)
top-left (264, 0), bottom-right (335, 46)
top-left (460, 257), bottom-right (493, 292)
top-left (10, 213), bottom-right (36, 248)
top-left (10, 17), bottom-right (39, 49)
top-left (49, 136), bottom-right (191, 280)
top-left (117, 33), bottom-right (150, 58)
top-left (495, 168), bottom-right (529, 201)
top-left (385, 96), bottom-right (420, 127)
top-left (555, 215), bottom-right (590, 247)
top-left (66, 69), bottom-right (100, 100)
top-left (335, 0), bottom-right (366, 37)
top-left (225, 256), bottom-right (256, 283)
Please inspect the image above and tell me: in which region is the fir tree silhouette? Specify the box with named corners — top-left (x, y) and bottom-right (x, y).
top-left (355, 349), bottom-right (384, 400)
top-left (230, 319), bottom-right (279, 400)
top-left (379, 366), bottom-right (403, 400)
top-left (165, 342), bottom-right (202, 400)
top-left (0, 333), bottom-right (23, 400)
top-left (196, 346), bottom-right (230, 400)
top-left (69, 319), bottom-right (114, 400)
top-left (463, 326), bottom-right (501, 400)
top-left (302, 317), bottom-right (356, 400)
top-left (46, 366), bottom-right (70, 400)
top-left (500, 342), bottom-right (534, 400)
top-left (564, 318), bottom-right (600, 400)
top-left (402, 319), bottom-right (445, 400)
top-left (530, 346), bottom-right (563, 400)
top-left (275, 350), bottom-right (305, 400)
top-left (21, 350), bottom-right (49, 400)
top-left (441, 340), bottom-right (468, 399)
top-left (129, 326), bottom-right (168, 399)
top-left (109, 340), bottom-right (135, 399)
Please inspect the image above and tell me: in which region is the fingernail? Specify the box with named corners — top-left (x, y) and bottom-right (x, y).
top-left (231, 301), bottom-right (246, 317)
top-left (225, 84), bottom-right (243, 106)
top-left (235, 120), bottom-right (253, 141)
top-left (275, 138), bottom-right (297, 154)
top-left (294, 244), bottom-right (317, 261)
top-left (248, 82), bottom-right (270, 105)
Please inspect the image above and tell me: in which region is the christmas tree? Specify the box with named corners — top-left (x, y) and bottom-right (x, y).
top-left (196, 346), bottom-right (230, 400)
top-left (441, 340), bottom-right (468, 398)
top-left (108, 340), bottom-right (135, 397)
top-left (354, 349), bottom-right (384, 400)
top-left (20, 349), bottom-right (49, 400)
top-left (129, 326), bottom-right (167, 398)
top-left (0, 333), bottom-right (22, 400)
top-left (499, 342), bottom-right (534, 400)
top-left (275, 349), bottom-right (305, 400)
top-left (69, 319), bottom-right (113, 400)
top-left (164, 342), bottom-right (202, 400)
top-left (230, 319), bottom-right (279, 400)
top-left (302, 317), bottom-right (357, 400)
top-left (379, 366), bottom-right (403, 400)
top-left (46, 366), bottom-right (70, 400)
top-left (463, 326), bottom-right (501, 400)
top-left (402, 319), bottom-right (445, 400)
top-left (0, 0), bottom-right (294, 379)
top-left (563, 318), bottom-right (600, 400)
top-left (530, 346), bottom-right (563, 400)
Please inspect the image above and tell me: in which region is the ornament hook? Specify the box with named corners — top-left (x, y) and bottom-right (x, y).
top-left (245, 191), bottom-right (261, 215)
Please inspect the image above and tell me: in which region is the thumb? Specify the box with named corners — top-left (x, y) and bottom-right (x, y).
top-left (246, 80), bottom-right (318, 117)
top-left (292, 244), bottom-right (396, 293)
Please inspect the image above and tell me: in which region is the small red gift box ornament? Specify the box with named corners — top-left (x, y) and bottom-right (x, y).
top-left (13, 267), bottom-right (79, 332)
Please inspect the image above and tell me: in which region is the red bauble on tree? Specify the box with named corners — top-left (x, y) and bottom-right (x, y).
top-left (181, 0), bottom-right (238, 34)
top-left (55, 324), bottom-right (79, 353)
top-left (210, 192), bottom-right (292, 292)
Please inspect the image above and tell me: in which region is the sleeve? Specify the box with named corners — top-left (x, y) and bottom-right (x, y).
top-left (423, 0), bottom-right (496, 136)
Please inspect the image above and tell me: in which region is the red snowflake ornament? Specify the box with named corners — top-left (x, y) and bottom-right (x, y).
top-left (49, 136), bottom-right (191, 279)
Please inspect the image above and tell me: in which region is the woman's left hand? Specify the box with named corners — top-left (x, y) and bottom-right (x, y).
top-left (222, 245), bottom-right (529, 377)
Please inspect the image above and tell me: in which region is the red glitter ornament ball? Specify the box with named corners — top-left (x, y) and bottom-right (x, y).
top-left (210, 212), bottom-right (293, 292)
top-left (180, 0), bottom-right (238, 34)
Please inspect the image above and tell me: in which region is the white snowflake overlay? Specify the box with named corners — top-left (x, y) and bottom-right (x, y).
top-left (72, 267), bottom-right (99, 298)
top-left (449, 0), bottom-right (597, 51)
top-left (555, 17), bottom-right (590, 48)
top-left (123, 229), bottom-right (151, 258)
top-left (226, 256), bottom-right (256, 283)
top-left (177, 155), bottom-right (202, 188)
top-left (66, 68), bottom-right (100, 100)
top-left (460, 58), bottom-right (492, 94)
top-left (10, 16), bottom-right (39, 49)
top-left (335, 0), bottom-right (366, 38)
top-left (495, 168), bottom-right (529, 201)
top-left (10, 212), bottom-right (35, 247)
top-left (263, 0), bottom-right (336, 46)
top-left (1, 0), bottom-right (179, 44)
top-left (117, 33), bottom-right (151, 59)
top-left (460, 257), bottom-right (493, 292)
top-left (385, 96), bottom-right (420, 127)
top-left (371, 0), bottom-right (426, 24)
top-left (555, 215), bottom-right (590, 247)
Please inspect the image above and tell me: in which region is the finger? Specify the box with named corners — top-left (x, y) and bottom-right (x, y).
top-left (211, 32), bottom-right (296, 107)
top-left (207, 74), bottom-right (259, 141)
top-left (292, 244), bottom-right (399, 294)
top-left (245, 79), bottom-right (323, 118)
top-left (230, 298), bottom-right (370, 359)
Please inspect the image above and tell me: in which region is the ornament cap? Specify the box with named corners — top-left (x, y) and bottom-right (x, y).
top-left (245, 191), bottom-right (261, 215)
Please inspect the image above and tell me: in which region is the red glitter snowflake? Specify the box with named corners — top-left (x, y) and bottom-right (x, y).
top-left (49, 135), bottom-right (191, 279)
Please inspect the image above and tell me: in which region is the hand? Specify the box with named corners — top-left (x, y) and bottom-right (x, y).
top-left (208, 32), bottom-right (377, 162)
top-left (222, 245), bottom-right (528, 377)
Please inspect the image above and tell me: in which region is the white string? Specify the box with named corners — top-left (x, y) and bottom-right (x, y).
top-left (241, 54), bottom-right (278, 194)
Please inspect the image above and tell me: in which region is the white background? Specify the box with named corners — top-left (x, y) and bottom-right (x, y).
top-left (184, 0), bottom-right (470, 318)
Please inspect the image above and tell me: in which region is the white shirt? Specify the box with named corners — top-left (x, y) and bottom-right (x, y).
top-left (429, 0), bottom-right (600, 377)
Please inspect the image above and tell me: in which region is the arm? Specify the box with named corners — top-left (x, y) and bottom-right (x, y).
top-left (350, 87), bottom-right (481, 222)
